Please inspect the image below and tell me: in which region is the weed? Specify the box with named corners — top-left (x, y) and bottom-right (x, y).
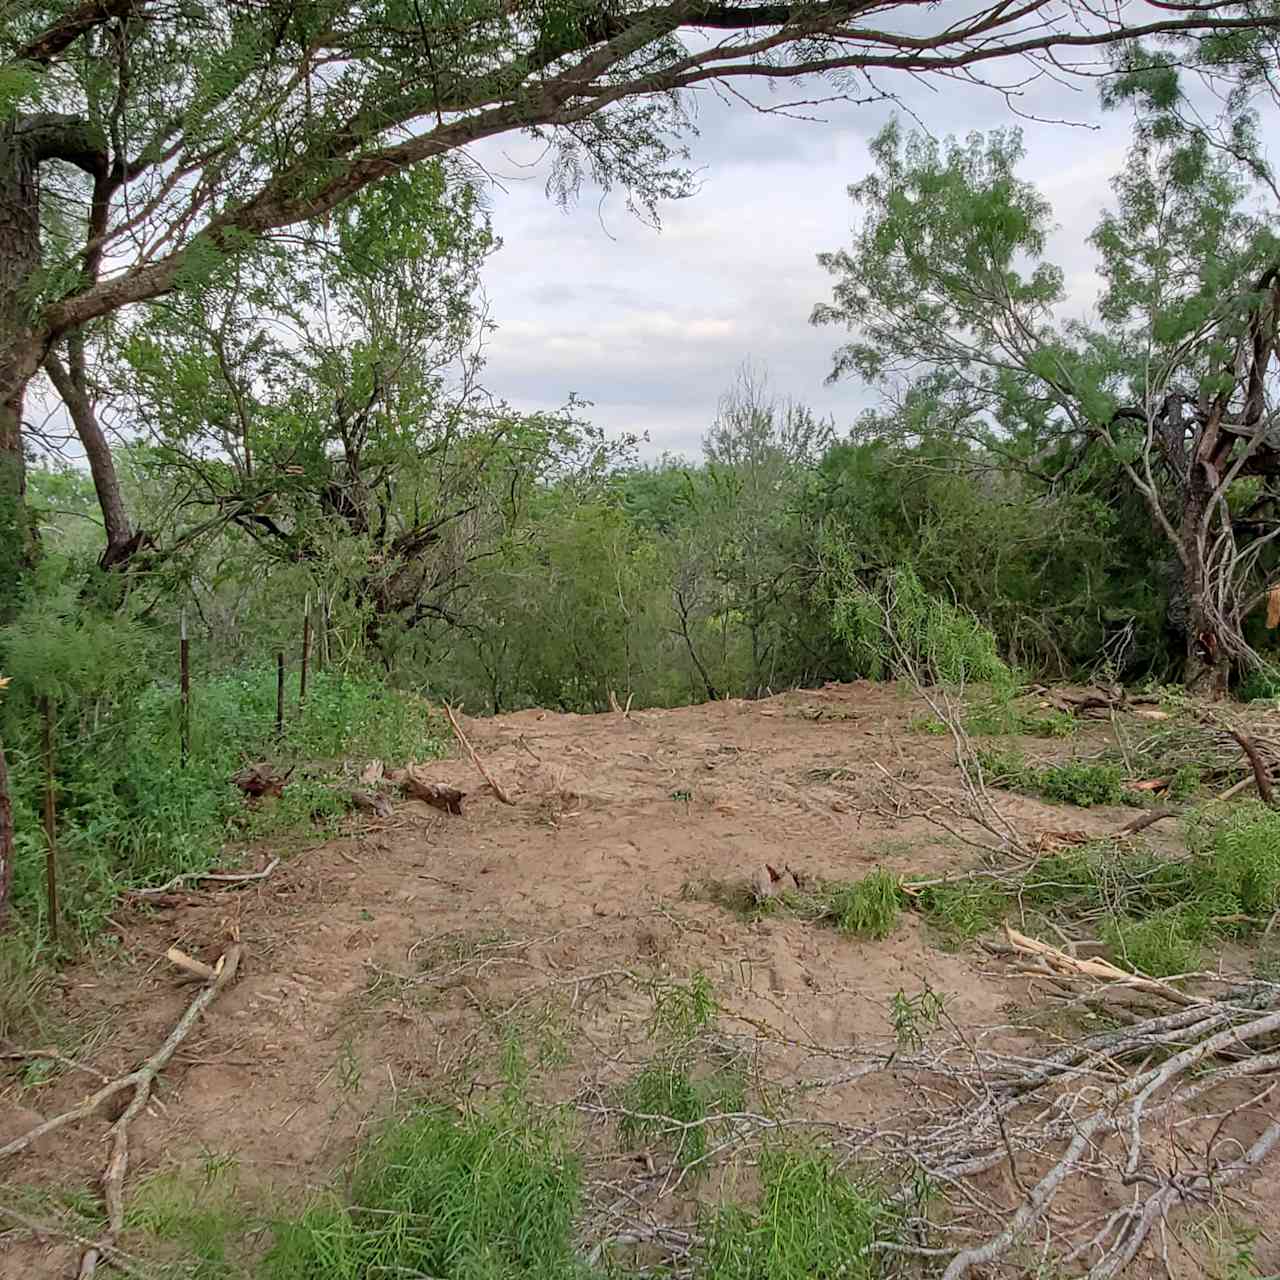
top-left (126, 1166), bottom-right (246, 1278)
top-left (889, 983), bottom-right (946, 1050)
top-left (263, 1105), bottom-right (583, 1280)
top-left (819, 869), bottom-right (902, 939)
top-left (697, 1144), bottom-right (896, 1280)
top-left (1105, 909), bottom-right (1205, 977)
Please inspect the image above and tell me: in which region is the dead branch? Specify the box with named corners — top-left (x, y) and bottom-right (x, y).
top-left (346, 787), bottom-right (393, 818)
top-left (0, 1205), bottom-right (151, 1279)
top-left (1003, 925), bottom-right (1202, 1007)
top-left (125, 857), bottom-right (280, 899)
top-left (1226, 724), bottom-right (1274, 805)
top-left (444, 704), bottom-right (515, 805)
top-left (165, 945), bottom-right (217, 981)
top-left (1114, 808), bottom-right (1181, 836)
top-left (0, 944), bottom-right (244, 1279)
top-left (398, 767), bottom-right (465, 814)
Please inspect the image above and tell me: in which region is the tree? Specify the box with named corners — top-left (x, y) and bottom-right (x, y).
top-left (5, 3), bottom-right (1280, 589)
top-left (812, 121), bottom-right (1280, 695)
top-left (701, 363), bottom-right (831, 695)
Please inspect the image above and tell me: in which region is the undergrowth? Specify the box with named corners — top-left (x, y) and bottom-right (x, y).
top-left (697, 1144), bottom-right (897, 1280)
top-left (263, 1104), bottom-right (584, 1280)
top-left (977, 748), bottom-right (1127, 807)
top-left (921, 802), bottom-right (1280, 975)
top-left (1, 664), bottom-right (443, 947)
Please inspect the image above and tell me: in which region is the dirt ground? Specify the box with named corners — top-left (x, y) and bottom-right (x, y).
top-left (2, 681), bottom-right (1276, 1279)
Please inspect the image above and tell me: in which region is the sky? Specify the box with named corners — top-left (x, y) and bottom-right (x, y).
top-left (464, 74), bottom-right (1148, 460)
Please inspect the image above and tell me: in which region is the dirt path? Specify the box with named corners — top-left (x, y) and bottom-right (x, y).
top-left (1, 683), bottom-right (1266, 1278)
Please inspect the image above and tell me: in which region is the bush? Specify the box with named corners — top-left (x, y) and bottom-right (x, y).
top-left (827, 560), bottom-right (1014, 692)
top-left (1, 650), bottom-right (444, 942)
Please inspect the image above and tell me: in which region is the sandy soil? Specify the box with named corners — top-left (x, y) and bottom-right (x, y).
top-left (1, 681), bottom-right (1274, 1279)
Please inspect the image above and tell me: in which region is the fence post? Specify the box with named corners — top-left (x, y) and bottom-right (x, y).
top-left (180, 608), bottom-right (191, 766)
top-left (300, 592), bottom-right (311, 707)
top-left (41, 696), bottom-right (58, 945)
top-left (276, 652), bottom-right (285, 740)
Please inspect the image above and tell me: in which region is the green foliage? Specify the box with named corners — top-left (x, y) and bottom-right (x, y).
top-left (1104, 909), bottom-right (1204, 977)
top-left (889, 983), bottom-right (946, 1049)
top-left (0, 588), bottom-right (443, 943)
top-left (917, 881), bottom-right (1009, 941)
top-left (263, 1105), bottom-right (584, 1280)
top-left (697, 1145), bottom-right (896, 1280)
top-left (819, 869), bottom-right (903, 939)
top-left (618, 1060), bottom-right (745, 1168)
top-left (828, 559), bottom-right (1013, 691)
top-left (978, 749), bottom-right (1127, 807)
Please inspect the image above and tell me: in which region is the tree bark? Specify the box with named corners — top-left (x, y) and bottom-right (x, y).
top-left (44, 344), bottom-right (138, 568)
top-left (1, 114), bottom-right (108, 599)
top-left (0, 121), bottom-right (43, 604)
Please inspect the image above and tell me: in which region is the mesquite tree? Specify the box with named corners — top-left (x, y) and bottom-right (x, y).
top-left (5, 3), bottom-right (1280, 591)
top-left (813, 122), bottom-right (1280, 695)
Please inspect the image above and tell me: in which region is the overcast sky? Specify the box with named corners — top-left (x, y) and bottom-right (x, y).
top-left (464, 74), bottom-right (1207, 460)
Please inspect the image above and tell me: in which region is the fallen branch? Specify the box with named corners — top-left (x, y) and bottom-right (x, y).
top-left (1226, 725), bottom-right (1274, 805)
top-left (125, 858), bottom-right (280, 899)
top-left (444, 704), bottom-right (515, 805)
top-left (165, 945), bottom-right (218, 981)
top-left (1114, 808), bottom-right (1181, 837)
top-left (1003, 925), bottom-right (1201, 1007)
top-left (0, 944), bottom-right (244, 1279)
top-left (0, 1205), bottom-right (151, 1279)
top-left (398, 768), bottom-right (466, 815)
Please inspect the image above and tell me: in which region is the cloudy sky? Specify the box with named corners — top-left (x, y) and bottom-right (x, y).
top-left (465, 73), bottom-right (1181, 460)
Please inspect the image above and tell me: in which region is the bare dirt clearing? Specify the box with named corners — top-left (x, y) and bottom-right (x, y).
top-left (3, 682), bottom-right (1277, 1279)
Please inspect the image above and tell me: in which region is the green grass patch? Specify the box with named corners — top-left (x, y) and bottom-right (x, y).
top-left (2, 664), bottom-right (445, 948)
top-left (916, 881), bottom-right (1009, 941)
top-left (817, 869), bottom-right (903, 939)
top-left (618, 1060), bottom-right (746, 1168)
top-left (977, 749), bottom-right (1126, 807)
top-left (697, 1144), bottom-right (896, 1280)
top-left (263, 1104), bottom-right (584, 1280)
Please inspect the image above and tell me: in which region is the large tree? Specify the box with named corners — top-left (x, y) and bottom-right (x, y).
top-left (812, 120), bottom-right (1280, 695)
top-left (5, 2), bottom-right (1280, 592)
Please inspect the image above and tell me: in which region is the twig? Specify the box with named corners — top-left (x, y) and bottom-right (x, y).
top-left (0, 946), bottom-right (245, 1279)
top-left (124, 858), bottom-right (280, 898)
top-left (444, 704), bottom-right (515, 805)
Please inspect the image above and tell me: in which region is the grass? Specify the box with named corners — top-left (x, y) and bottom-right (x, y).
top-left (263, 1104), bottom-right (584, 1280)
top-left (920, 802), bottom-right (1280, 974)
top-left (2, 665), bottom-right (445, 944)
top-left (977, 748), bottom-right (1127, 807)
top-left (618, 1060), bottom-right (746, 1167)
top-left (816, 869), bottom-right (903, 939)
top-left (697, 1144), bottom-right (896, 1280)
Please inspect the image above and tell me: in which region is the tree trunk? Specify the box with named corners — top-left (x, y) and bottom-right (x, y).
top-left (0, 122), bottom-right (43, 605)
top-left (44, 343), bottom-right (140, 568)
top-left (1180, 494), bottom-right (1230, 699)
